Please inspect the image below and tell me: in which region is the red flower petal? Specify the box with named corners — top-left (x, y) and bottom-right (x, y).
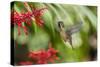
top-left (19, 61), bottom-right (33, 65)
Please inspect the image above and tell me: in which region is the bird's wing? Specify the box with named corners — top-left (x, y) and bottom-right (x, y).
top-left (66, 21), bottom-right (83, 35)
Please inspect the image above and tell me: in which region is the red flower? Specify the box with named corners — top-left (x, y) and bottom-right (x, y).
top-left (17, 43), bottom-right (61, 65)
top-left (19, 61), bottom-right (33, 65)
top-left (32, 8), bottom-right (47, 27)
top-left (11, 7), bottom-right (47, 35)
top-left (47, 46), bottom-right (58, 56)
top-left (28, 51), bottom-right (40, 60)
top-left (12, 11), bottom-right (30, 35)
top-left (28, 46), bottom-right (59, 64)
top-left (37, 60), bottom-right (47, 64)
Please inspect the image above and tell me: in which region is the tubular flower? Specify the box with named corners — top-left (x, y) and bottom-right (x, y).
top-left (11, 7), bottom-right (47, 35)
top-left (28, 46), bottom-right (59, 64)
top-left (18, 44), bottom-right (60, 65)
top-left (32, 8), bottom-right (47, 27)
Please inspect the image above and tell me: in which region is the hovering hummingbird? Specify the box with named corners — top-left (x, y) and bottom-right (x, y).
top-left (58, 21), bottom-right (82, 49)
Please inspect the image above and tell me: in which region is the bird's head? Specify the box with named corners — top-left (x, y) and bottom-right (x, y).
top-left (58, 21), bottom-right (64, 31)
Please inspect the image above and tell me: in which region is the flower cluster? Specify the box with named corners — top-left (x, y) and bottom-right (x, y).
top-left (19, 46), bottom-right (59, 65)
top-left (28, 47), bottom-right (59, 64)
top-left (11, 7), bottom-right (47, 35)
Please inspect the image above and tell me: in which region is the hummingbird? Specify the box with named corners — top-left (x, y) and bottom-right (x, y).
top-left (58, 21), bottom-right (82, 49)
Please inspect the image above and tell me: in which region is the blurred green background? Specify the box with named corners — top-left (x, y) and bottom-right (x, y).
top-left (11, 1), bottom-right (97, 64)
